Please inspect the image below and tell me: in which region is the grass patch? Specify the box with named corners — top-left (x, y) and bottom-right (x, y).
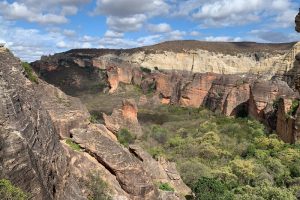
top-left (0, 179), bottom-right (29, 200)
top-left (21, 62), bottom-right (38, 84)
top-left (117, 129), bottom-right (136, 147)
top-left (158, 182), bottom-right (174, 192)
top-left (66, 139), bottom-right (82, 151)
top-left (87, 172), bottom-right (111, 200)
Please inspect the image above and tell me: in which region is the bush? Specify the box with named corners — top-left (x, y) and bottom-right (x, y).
top-left (117, 129), bottom-right (136, 147)
top-left (150, 125), bottom-right (169, 144)
top-left (89, 114), bottom-right (98, 124)
top-left (66, 139), bottom-right (82, 151)
top-left (87, 172), bottom-right (111, 200)
top-left (21, 62), bottom-right (38, 84)
top-left (158, 183), bottom-right (174, 192)
top-left (193, 177), bottom-right (233, 200)
top-left (287, 100), bottom-right (299, 116)
top-left (0, 179), bottom-right (29, 200)
top-left (290, 161), bottom-right (300, 178)
top-left (230, 159), bottom-right (257, 185)
top-left (140, 66), bottom-right (151, 74)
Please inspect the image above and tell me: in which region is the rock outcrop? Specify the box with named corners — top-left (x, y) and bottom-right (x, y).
top-left (104, 99), bottom-right (142, 137)
top-left (1, 49), bottom-right (190, 199)
top-left (296, 10), bottom-right (300, 33)
top-left (0, 48), bottom-right (83, 199)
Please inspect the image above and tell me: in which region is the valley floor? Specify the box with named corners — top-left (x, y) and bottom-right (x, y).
top-left (75, 84), bottom-right (300, 200)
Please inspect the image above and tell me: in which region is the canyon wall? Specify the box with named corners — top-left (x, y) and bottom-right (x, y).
top-left (30, 32), bottom-right (300, 145)
top-left (0, 47), bottom-right (190, 199)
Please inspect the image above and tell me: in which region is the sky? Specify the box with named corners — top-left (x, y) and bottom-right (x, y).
top-left (0, 0), bottom-right (300, 61)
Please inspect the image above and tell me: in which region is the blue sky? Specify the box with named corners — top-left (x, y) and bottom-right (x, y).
top-left (0, 0), bottom-right (299, 61)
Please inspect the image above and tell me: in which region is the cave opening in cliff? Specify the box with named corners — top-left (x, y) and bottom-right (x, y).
top-left (231, 102), bottom-right (249, 118)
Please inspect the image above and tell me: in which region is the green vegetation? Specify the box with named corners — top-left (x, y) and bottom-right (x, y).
top-left (21, 62), bottom-right (38, 84)
top-left (193, 177), bottom-right (233, 200)
top-left (158, 182), bottom-right (174, 191)
top-left (287, 99), bottom-right (299, 116)
top-left (66, 139), bottom-right (82, 151)
top-left (140, 66), bottom-right (151, 74)
top-left (117, 129), bottom-right (136, 147)
top-left (89, 114), bottom-right (98, 123)
top-left (138, 105), bottom-right (300, 199)
top-left (0, 179), bottom-right (29, 200)
top-left (87, 172), bottom-right (111, 200)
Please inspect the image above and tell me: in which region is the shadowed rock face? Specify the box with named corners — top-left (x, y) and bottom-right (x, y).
top-left (0, 49), bottom-right (83, 200)
top-left (296, 10), bottom-right (300, 32)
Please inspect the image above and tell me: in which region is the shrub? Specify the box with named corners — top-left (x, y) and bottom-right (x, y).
top-left (117, 129), bottom-right (136, 147)
top-left (193, 177), bottom-right (233, 200)
top-left (66, 139), bottom-right (82, 151)
top-left (0, 179), bottom-right (29, 200)
top-left (150, 125), bottom-right (169, 144)
top-left (89, 114), bottom-right (98, 124)
top-left (148, 147), bottom-right (164, 159)
top-left (158, 183), bottom-right (174, 192)
top-left (87, 172), bottom-right (111, 200)
top-left (230, 159), bottom-right (256, 185)
top-left (140, 66), bottom-right (151, 74)
top-left (21, 62), bottom-right (38, 84)
top-left (287, 100), bottom-right (299, 116)
top-left (290, 161), bottom-right (300, 178)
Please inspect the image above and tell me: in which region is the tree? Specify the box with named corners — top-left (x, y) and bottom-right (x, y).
top-left (193, 177), bottom-right (233, 200)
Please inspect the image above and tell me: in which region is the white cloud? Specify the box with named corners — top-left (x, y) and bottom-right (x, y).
top-left (249, 30), bottom-right (300, 43)
top-left (0, 0), bottom-right (89, 24)
top-left (147, 23), bottom-right (172, 33)
top-left (104, 30), bottom-right (124, 38)
top-left (107, 14), bottom-right (147, 32)
top-left (173, 0), bottom-right (298, 28)
top-left (190, 31), bottom-right (200, 36)
top-left (168, 30), bottom-right (186, 40)
top-left (205, 36), bottom-right (242, 42)
top-left (93, 0), bottom-right (170, 33)
top-left (93, 0), bottom-right (169, 17)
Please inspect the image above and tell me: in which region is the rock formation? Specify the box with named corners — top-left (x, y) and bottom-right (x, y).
top-left (0, 48), bottom-right (190, 199)
top-left (296, 10), bottom-right (300, 33)
top-left (103, 99), bottom-right (143, 137)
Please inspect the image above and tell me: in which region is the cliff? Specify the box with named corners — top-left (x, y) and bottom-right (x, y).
top-left (33, 41), bottom-right (298, 76)
top-left (0, 47), bottom-right (190, 199)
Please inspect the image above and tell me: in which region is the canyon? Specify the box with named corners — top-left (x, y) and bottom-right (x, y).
top-left (32, 40), bottom-right (300, 144)
top-left (0, 9), bottom-right (300, 200)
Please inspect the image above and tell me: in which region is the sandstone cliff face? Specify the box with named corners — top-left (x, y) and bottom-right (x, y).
top-left (0, 48), bottom-right (83, 199)
top-left (101, 49), bottom-right (288, 74)
top-left (1, 48), bottom-right (190, 199)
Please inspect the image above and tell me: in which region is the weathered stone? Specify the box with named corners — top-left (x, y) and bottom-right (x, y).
top-left (104, 99), bottom-right (142, 137)
top-left (71, 128), bottom-right (155, 198)
top-left (276, 98), bottom-right (297, 143)
top-left (129, 145), bottom-right (191, 198)
top-left (180, 73), bottom-right (218, 107)
top-left (0, 48), bottom-right (85, 200)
